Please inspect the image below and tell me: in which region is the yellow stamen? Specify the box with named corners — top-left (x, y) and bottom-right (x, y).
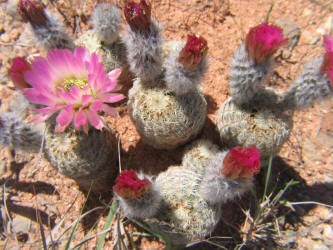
top-left (60, 77), bottom-right (88, 92)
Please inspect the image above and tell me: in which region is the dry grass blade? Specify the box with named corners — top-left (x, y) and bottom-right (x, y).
top-left (32, 185), bottom-right (47, 250)
top-left (2, 183), bottom-right (21, 249)
top-left (45, 192), bottom-right (80, 248)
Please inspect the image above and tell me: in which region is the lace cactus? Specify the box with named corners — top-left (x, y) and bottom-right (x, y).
top-left (217, 25), bottom-right (333, 165)
top-left (125, 2), bottom-right (208, 149)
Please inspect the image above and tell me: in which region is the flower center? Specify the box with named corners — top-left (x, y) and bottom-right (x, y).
top-left (60, 77), bottom-right (88, 92)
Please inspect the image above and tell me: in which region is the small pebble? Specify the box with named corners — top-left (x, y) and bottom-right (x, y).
top-left (302, 30), bottom-right (319, 45)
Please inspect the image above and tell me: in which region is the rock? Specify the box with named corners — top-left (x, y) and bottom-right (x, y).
top-left (313, 244), bottom-right (329, 250)
top-left (275, 18), bottom-right (300, 59)
top-left (5, 0), bottom-right (20, 18)
top-left (314, 132), bottom-right (333, 148)
top-left (1, 33), bottom-right (11, 43)
top-left (11, 215), bottom-right (31, 239)
top-left (323, 225), bottom-right (333, 240)
top-left (302, 8), bottom-right (312, 17)
top-left (302, 30), bottom-right (319, 45)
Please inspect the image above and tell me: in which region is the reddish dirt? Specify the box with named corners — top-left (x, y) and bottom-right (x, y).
top-left (0, 0), bottom-right (332, 249)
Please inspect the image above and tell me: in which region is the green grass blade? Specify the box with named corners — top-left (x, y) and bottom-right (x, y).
top-left (265, 3), bottom-right (274, 22)
top-left (129, 218), bottom-right (171, 246)
top-left (262, 155), bottom-right (273, 202)
top-left (96, 199), bottom-right (118, 250)
top-left (129, 234), bottom-right (137, 250)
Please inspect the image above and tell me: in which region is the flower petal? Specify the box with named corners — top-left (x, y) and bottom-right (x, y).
top-left (86, 110), bottom-right (104, 130)
top-left (55, 105), bottom-right (74, 132)
top-left (100, 104), bottom-right (118, 117)
top-left (101, 93), bottom-right (125, 103)
top-left (74, 108), bottom-right (87, 130)
top-left (23, 88), bottom-right (54, 106)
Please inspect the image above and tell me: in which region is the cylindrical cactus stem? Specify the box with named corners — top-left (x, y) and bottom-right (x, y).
top-left (113, 170), bottom-right (161, 219)
top-left (281, 36), bottom-right (333, 110)
top-left (164, 34), bottom-right (208, 95)
top-left (18, 0), bottom-right (74, 50)
top-left (92, 3), bottom-right (122, 45)
top-left (200, 146), bottom-right (260, 205)
top-left (230, 23), bottom-right (288, 105)
top-left (0, 112), bottom-right (42, 153)
top-left (123, 0), bottom-right (163, 82)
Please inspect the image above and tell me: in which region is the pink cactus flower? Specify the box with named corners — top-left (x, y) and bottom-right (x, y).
top-left (245, 22), bottom-right (288, 64)
top-left (18, 0), bottom-right (47, 27)
top-left (9, 57), bottom-right (31, 90)
top-left (178, 34), bottom-right (208, 70)
top-left (222, 146), bottom-right (260, 179)
top-left (321, 36), bottom-right (333, 87)
top-left (324, 35), bottom-right (333, 54)
top-left (13, 47), bottom-right (124, 133)
top-left (124, 0), bottom-right (151, 34)
top-left (113, 170), bottom-right (152, 200)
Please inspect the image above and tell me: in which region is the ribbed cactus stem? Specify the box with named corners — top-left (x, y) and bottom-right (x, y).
top-left (18, 0), bottom-right (74, 50)
top-left (281, 57), bottom-right (333, 110)
top-left (92, 3), bottom-right (122, 45)
top-left (123, 0), bottom-right (163, 82)
top-left (0, 112), bottom-right (42, 153)
top-left (113, 170), bottom-right (161, 219)
top-left (164, 35), bottom-right (208, 95)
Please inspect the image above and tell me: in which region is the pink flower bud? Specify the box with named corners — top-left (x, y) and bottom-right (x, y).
top-left (9, 57), bottom-right (31, 90)
top-left (18, 0), bottom-right (47, 27)
top-left (113, 170), bottom-right (152, 200)
top-left (178, 34), bottom-right (208, 70)
top-left (222, 146), bottom-right (260, 179)
top-left (245, 22), bottom-right (288, 64)
top-left (321, 36), bottom-right (333, 87)
top-left (124, 0), bottom-right (151, 34)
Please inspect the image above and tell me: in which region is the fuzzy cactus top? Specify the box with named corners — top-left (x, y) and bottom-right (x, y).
top-left (113, 170), bottom-right (152, 199)
top-left (18, 0), bottom-right (75, 50)
top-left (281, 35), bottom-right (333, 110)
top-left (113, 170), bottom-right (161, 219)
top-left (200, 146), bottom-right (261, 204)
top-left (18, 0), bottom-right (47, 27)
top-left (221, 146), bottom-right (260, 179)
top-left (229, 22), bottom-right (288, 105)
top-left (92, 3), bottom-right (122, 45)
top-left (164, 35), bottom-right (208, 95)
top-left (123, 0), bottom-right (163, 82)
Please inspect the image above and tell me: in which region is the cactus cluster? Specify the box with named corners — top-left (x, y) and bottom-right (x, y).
top-left (2, 0), bottom-right (333, 246)
top-left (217, 23), bottom-right (333, 164)
top-left (113, 140), bottom-right (261, 243)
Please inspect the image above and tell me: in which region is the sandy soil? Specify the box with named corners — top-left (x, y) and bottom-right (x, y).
top-left (0, 0), bottom-right (332, 249)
